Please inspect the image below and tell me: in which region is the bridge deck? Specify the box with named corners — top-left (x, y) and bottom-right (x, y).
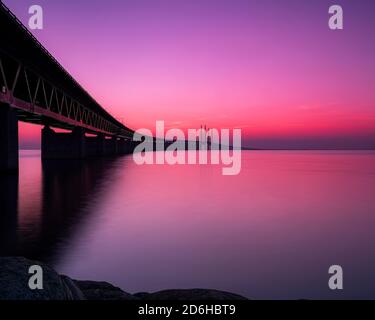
top-left (0, 2), bottom-right (133, 139)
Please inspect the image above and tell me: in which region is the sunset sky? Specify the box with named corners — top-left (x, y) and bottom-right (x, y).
top-left (4, 0), bottom-right (375, 149)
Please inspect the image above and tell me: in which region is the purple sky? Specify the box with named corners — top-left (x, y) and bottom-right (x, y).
top-left (4, 0), bottom-right (375, 149)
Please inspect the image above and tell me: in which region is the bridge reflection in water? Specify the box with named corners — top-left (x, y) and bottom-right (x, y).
top-left (0, 151), bottom-right (125, 264)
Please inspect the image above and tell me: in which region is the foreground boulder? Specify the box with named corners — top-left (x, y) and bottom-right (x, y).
top-left (0, 257), bottom-right (248, 300)
top-left (138, 289), bottom-right (248, 300)
top-left (73, 280), bottom-right (137, 300)
top-left (0, 257), bottom-right (84, 300)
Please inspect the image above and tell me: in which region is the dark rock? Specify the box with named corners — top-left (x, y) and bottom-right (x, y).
top-left (141, 289), bottom-right (248, 300)
top-left (133, 292), bottom-right (150, 299)
top-left (73, 280), bottom-right (138, 300)
top-left (0, 257), bottom-right (84, 300)
top-left (60, 275), bottom-right (86, 300)
top-left (0, 257), bottom-right (249, 300)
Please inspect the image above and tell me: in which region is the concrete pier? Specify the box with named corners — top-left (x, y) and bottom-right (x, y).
top-left (42, 126), bottom-right (86, 160)
top-left (0, 103), bottom-right (19, 172)
top-left (117, 139), bottom-right (135, 155)
top-left (104, 137), bottom-right (118, 156)
top-left (117, 139), bottom-right (125, 155)
top-left (86, 134), bottom-right (105, 157)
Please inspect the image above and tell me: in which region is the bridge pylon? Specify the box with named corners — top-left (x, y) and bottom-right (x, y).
top-left (0, 103), bottom-right (18, 173)
top-left (41, 126), bottom-right (86, 160)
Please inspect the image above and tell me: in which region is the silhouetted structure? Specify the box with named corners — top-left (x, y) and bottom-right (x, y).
top-left (0, 3), bottom-right (136, 171)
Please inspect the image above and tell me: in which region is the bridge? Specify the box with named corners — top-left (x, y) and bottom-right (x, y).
top-left (0, 2), bottom-right (138, 172)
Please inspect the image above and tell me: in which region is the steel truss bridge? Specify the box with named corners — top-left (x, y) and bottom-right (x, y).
top-left (0, 2), bottom-right (134, 139)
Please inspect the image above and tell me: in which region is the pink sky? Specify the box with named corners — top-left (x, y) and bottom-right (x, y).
top-left (5, 0), bottom-right (375, 149)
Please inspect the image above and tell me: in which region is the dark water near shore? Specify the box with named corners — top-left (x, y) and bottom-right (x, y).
top-left (1, 150), bottom-right (375, 299)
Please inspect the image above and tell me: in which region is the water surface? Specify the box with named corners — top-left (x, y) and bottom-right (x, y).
top-left (1, 150), bottom-right (375, 299)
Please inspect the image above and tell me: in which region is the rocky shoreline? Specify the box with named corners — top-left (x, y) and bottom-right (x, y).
top-left (0, 257), bottom-right (248, 300)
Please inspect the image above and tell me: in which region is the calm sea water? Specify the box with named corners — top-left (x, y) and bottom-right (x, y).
top-left (1, 150), bottom-right (375, 299)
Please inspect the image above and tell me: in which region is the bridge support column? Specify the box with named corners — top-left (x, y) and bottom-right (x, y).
top-left (116, 139), bottom-right (136, 155)
top-left (86, 134), bottom-right (105, 157)
top-left (125, 140), bottom-right (137, 154)
top-left (117, 139), bottom-right (128, 155)
top-left (42, 126), bottom-right (86, 160)
top-left (0, 103), bottom-right (19, 172)
top-left (104, 137), bottom-right (118, 156)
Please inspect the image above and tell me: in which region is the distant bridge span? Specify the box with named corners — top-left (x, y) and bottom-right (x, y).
top-left (0, 2), bottom-right (137, 171)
